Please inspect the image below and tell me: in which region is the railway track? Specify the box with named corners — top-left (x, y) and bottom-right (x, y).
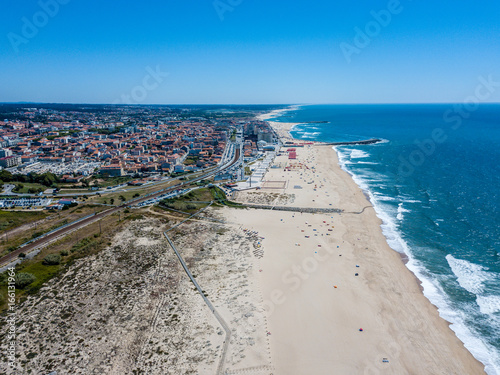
top-left (0, 147), bottom-right (241, 268)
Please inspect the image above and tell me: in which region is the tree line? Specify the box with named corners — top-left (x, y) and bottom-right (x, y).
top-left (0, 170), bottom-right (60, 187)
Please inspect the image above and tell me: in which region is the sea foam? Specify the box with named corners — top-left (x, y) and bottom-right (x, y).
top-left (350, 149), bottom-right (369, 158)
top-left (335, 146), bottom-right (500, 375)
top-left (476, 295), bottom-right (500, 315)
top-left (397, 203), bottom-right (410, 221)
top-left (446, 254), bottom-right (489, 295)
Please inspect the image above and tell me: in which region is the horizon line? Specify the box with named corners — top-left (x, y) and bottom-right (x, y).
top-left (1, 102), bottom-right (499, 106)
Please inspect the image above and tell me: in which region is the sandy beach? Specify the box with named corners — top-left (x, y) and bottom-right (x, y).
top-left (1, 113), bottom-right (488, 374)
top-left (227, 117), bottom-right (485, 374)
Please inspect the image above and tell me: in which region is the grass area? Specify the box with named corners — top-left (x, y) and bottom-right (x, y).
top-left (244, 166), bottom-right (253, 176)
top-left (183, 157), bottom-right (199, 166)
top-left (0, 209), bottom-right (147, 313)
top-left (210, 186), bottom-right (245, 208)
top-left (158, 186), bottom-right (243, 213)
top-left (88, 190), bottom-right (140, 205)
top-left (0, 204), bottom-right (108, 257)
top-left (193, 179), bottom-right (212, 187)
top-left (12, 182), bottom-right (48, 194)
top-left (0, 210), bottom-right (48, 233)
top-left (159, 198), bottom-right (209, 213)
top-left (90, 175), bottom-right (135, 188)
top-left (15, 262), bottom-right (61, 295)
top-left (158, 187), bottom-right (216, 212)
top-left (88, 178), bottom-right (180, 205)
top-left (54, 176), bottom-right (136, 190)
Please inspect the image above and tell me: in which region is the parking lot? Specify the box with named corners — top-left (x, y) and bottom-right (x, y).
top-left (0, 197), bottom-right (53, 208)
top-left (20, 161), bottom-right (101, 176)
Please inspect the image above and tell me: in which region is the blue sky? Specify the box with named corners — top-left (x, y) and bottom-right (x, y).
top-left (1, 0), bottom-right (499, 104)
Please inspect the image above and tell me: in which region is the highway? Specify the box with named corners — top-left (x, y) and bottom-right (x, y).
top-left (0, 143), bottom-right (241, 267)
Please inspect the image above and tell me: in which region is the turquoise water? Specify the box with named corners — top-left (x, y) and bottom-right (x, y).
top-left (273, 104), bottom-right (500, 374)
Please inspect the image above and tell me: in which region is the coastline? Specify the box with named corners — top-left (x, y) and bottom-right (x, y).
top-left (225, 109), bottom-right (486, 374)
top-left (257, 108), bottom-right (302, 144)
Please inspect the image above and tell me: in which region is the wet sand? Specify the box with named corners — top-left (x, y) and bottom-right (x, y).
top-left (226, 120), bottom-right (485, 374)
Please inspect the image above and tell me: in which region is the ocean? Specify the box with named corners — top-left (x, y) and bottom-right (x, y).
top-left (272, 104), bottom-right (500, 374)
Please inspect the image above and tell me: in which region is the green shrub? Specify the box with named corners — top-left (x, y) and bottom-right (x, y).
top-left (60, 250), bottom-right (69, 256)
top-left (15, 273), bottom-right (36, 289)
top-left (42, 254), bottom-right (61, 266)
top-left (70, 237), bottom-right (96, 254)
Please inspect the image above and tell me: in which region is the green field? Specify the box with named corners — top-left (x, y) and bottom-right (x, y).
top-left (0, 210), bottom-right (48, 233)
top-left (11, 182), bottom-right (48, 194)
top-left (0, 207), bottom-right (148, 313)
top-left (15, 262), bottom-right (61, 294)
top-left (157, 186), bottom-right (241, 212)
top-left (92, 175), bottom-right (135, 188)
top-left (89, 190), bottom-right (141, 205)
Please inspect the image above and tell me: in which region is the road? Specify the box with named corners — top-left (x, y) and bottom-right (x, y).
top-left (0, 145), bottom-right (241, 267)
top-left (1, 184), bottom-right (15, 195)
top-left (1, 142), bottom-right (238, 198)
